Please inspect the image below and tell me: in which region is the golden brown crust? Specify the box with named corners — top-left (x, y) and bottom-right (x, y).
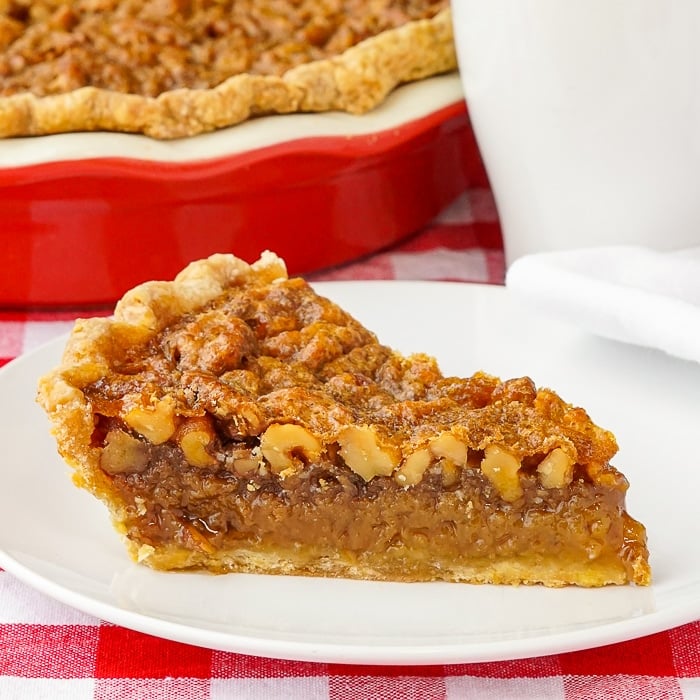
top-left (129, 544), bottom-right (639, 587)
top-left (37, 252), bottom-right (651, 587)
top-left (0, 8), bottom-right (455, 139)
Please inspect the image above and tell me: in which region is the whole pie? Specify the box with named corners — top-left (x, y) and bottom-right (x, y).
top-left (37, 252), bottom-right (651, 587)
top-left (0, 0), bottom-right (455, 138)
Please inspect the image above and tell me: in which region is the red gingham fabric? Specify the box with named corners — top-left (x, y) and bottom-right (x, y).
top-left (0, 188), bottom-right (698, 699)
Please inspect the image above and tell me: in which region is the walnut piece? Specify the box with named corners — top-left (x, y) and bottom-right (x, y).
top-left (260, 423), bottom-right (322, 474)
top-left (395, 448), bottom-right (431, 486)
top-left (480, 444), bottom-right (523, 502)
top-left (395, 433), bottom-right (468, 487)
top-left (337, 426), bottom-right (401, 482)
top-left (100, 430), bottom-right (149, 475)
top-left (122, 396), bottom-right (176, 444)
top-left (176, 416), bottom-right (217, 468)
top-left (537, 448), bottom-right (575, 489)
top-left (430, 432), bottom-right (467, 465)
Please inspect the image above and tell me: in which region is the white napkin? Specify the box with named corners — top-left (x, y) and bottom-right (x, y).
top-left (505, 246), bottom-right (700, 364)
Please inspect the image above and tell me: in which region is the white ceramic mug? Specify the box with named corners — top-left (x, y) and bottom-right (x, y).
top-left (451, 1), bottom-right (700, 264)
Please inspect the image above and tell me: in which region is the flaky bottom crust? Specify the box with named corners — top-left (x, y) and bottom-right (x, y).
top-left (131, 531), bottom-right (649, 588)
top-left (140, 549), bottom-right (643, 588)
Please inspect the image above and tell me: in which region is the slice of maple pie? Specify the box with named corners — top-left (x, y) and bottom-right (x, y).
top-left (0, 0), bottom-right (455, 138)
top-left (37, 252), bottom-right (651, 587)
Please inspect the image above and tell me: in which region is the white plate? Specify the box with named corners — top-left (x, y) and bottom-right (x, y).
top-left (0, 281), bottom-right (699, 664)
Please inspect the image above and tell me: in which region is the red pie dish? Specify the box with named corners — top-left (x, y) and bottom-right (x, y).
top-left (0, 75), bottom-right (487, 307)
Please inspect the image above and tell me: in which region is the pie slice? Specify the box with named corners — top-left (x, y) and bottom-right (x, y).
top-left (37, 253), bottom-right (651, 587)
top-left (0, 0), bottom-right (455, 138)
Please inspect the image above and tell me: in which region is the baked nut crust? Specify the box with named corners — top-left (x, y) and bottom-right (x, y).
top-left (0, 4), bottom-right (455, 138)
top-left (37, 252), bottom-right (651, 586)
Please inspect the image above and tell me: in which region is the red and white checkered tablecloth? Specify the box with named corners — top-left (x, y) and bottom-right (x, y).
top-left (1, 187), bottom-right (698, 699)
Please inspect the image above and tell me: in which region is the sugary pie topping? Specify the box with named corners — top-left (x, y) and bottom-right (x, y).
top-left (0, 0), bottom-right (454, 137)
top-left (0, 0), bottom-right (449, 97)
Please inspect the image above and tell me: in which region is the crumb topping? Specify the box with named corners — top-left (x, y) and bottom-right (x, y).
top-left (0, 0), bottom-right (448, 97)
top-left (76, 270), bottom-right (619, 490)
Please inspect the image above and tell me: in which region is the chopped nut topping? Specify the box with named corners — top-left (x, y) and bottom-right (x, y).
top-left (100, 430), bottom-right (150, 475)
top-left (395, 448), bottom-right (431, 486)
top-left (537, 447), bottom-right (575, 490)
top-left (175, 416), bottom-right (217, 468)
top-left (260, 422), bottom-right (322, 474)
top-left (337, 425), bottom-right (401, 482)
top-left (122, 396), bottom-right (176, 444)
top-left (480, 444), bottom-right (523, 502)
top-left (429, 432), bottom-right (467, 466)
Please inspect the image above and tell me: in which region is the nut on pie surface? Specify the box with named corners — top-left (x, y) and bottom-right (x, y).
top-left (37, 252), bottom-right (651, 587)
top-left (0, 0), bottom-right (455, 138)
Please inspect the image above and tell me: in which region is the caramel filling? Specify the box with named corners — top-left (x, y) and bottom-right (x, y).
top-left (93, 418), bottom-right (643, 584)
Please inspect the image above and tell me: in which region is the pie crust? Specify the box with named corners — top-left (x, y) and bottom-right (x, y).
top-left (0, 2), bottom-right (455, 138)
top-left (37, 253), bottom-right (651, 587)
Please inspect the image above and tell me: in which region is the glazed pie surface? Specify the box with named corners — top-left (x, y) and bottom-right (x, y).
top-left (37, 253), bottom-right (651, 587)
top-left (0, 0), bottom-right (454, 138)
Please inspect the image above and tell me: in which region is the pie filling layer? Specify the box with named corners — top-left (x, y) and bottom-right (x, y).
top-left (102, 437), bottom-right (646, 586)
top-left (38, 252), bottom-right (651, 587)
